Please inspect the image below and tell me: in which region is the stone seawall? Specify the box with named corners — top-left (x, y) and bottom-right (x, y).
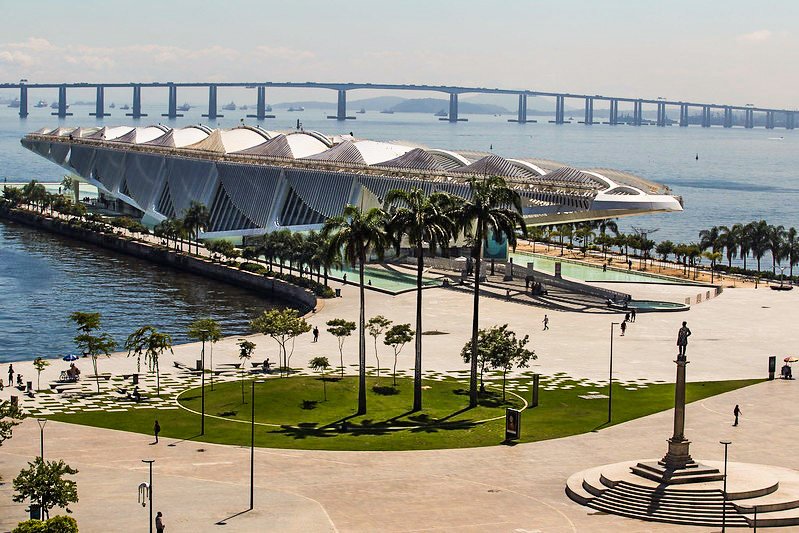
top-left (0, 208), bottom-right (317, 313)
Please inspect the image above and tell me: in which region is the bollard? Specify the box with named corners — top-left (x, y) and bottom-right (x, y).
top-left (196, 360), bottom-right (202, 371)
top-left (132, 373), bottom-right (139, 385)
top-left (531, 374), bottom-right (540, 407)
top-left (768, 356), bottom-right (776, 381)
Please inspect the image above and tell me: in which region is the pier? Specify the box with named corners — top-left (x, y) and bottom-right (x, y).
top-left (5, 80), bottom-right (796, 130)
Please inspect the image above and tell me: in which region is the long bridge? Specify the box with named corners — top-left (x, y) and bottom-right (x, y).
top-left (3, 80), bottom-right (795, 129)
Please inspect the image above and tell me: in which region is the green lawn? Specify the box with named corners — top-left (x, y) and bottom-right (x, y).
top-left (47, 375), bottom-right (762, 451)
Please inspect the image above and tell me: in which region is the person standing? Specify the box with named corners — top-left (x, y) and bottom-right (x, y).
top-left (154, 420), bottom-right (161, 444)
top-left (733, 404), bottom-right (742, 426)
top-left (542, 315), bottom-right (549, 331)
top-left (677, 321), bottom-right (692, 357)
top-left (7, 364), bottom-right (13, 386)
top-left (156, 511), bottom-right (165, 533)
top-left (312, 326), bottom-right (319, 343)
top-left (620, 321), bottom-right (627, 336)
top-left (624, 312), bottom-right (630, 323)
top-left (631, 308), bottom-right (637, 322)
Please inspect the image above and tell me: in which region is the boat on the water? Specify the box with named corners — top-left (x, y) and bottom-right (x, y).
top-left (265, 104), bottom-right (273, 112)
top-left (34, 100), bottom-right (48, 108)
top-left (50, 101), bottom-right (69, 109)
top-left (357, 107), bottom-right (366, 114)
top-left (239, 104), bottom-right (248, 110)
top-left (109, 102), bottom-right (116, 109)
top-left (287, 106), bottom-right (305, 112)
top-left (434, 109), bottom-right (447, 117)
top-left (120, 104), bottom-right (130, 110)
top-left (221, 101), bottom-right (237, 111)
top-left (8, 98), bottom-right (19, 108)
top-left (380, 109), bottom-right (394, 114)
top-left (177, 102), bottom-right (191, 111)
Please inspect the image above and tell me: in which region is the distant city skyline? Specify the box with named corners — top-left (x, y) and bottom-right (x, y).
top-left (1, 0), bottom-right (798, 108)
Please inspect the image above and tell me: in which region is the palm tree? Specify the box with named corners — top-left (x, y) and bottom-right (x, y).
top-left (182, 201), bottom-right (210, 255)
top-left (456, 176), bottom-right (527, 408)
top-left (698, 226), bottom-right (721, 252)
top-left (749, 220), bottom-right (770, 272)
top-left (716, 225), bottom-right (739, 268)
top-left (655, 240), bottom-right (675, 270)
top-left (322, 204), bottom-right (389, 415)
top-left (574, 224), bottom-right (595, 256)
top-left (767, 224), bottom-right (786, 275)
top-left (786, 227), bottom-right (799, 279)
top-left (702, 251), bottom-right (723, 283)
top-left (739, 222), bottom-right (753, 271)
top-left (384, 187), bottom-right (456, 411)
top-left (124, 326), bottom-right (173, 396)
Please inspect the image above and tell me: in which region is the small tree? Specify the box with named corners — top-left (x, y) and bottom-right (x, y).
top-left (187, 318), bottom-right (222, 389)
top-left (463, 325), bottom-right (536, 401)
top-left (366, 315), bottom-right (392, 378)
top-left (251, 309), bottom-right (311, 376)
top-left (13, 458), bottom-right (79, 520)
top-left (0, 399), bottom-right (25, 451)
top-left (326, 318), bottom-right (356, 377)
top-left (124, 326), bottom-right (173, 396)
top-left (33, 357), bottom-right (50, 392)
top-left (383, 323), bottom-right (413, 386)
top-left (309, 356), bottom-right (331, 401)
top-left (69, 312), bottom-right (116, 393)
top-left (237, 339), bottom-right (256, 404)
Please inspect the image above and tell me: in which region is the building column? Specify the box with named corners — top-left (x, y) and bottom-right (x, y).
top-left (162, 84), bottom-right (181, 118)
top-left (202, 84), bottom-right (222, 119)
top-left (126, 84), bottom-right (147, 119)
top-left (583, 97), bottom-right (593, 125)
top-left (90, 86), bottom-right (109, 118)
top-left (18, 84), bottom-right (28, 118)
top-left (51, 85), bottom-right (72, 118)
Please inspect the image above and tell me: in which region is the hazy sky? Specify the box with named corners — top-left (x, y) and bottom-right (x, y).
top-left (2, 0), bottom-right (797, 107)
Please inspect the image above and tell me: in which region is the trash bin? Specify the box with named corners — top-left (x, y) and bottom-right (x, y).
top-left (196, 360), bottom-right (203, 371)
top-left (10, 395), bottom-right (18, 408)
top-left (335, 288), bottom-right (341, 298)
top-left (132, 374), bottom-right (139, 385)
top-left (26, 381), bottom-right (32, 393)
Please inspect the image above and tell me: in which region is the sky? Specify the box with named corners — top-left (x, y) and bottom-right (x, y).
top-left (1, 0), bottom-right (798, 108)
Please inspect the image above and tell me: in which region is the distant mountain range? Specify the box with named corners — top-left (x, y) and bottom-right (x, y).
top-left (275, 96), bottom-right (511, 115)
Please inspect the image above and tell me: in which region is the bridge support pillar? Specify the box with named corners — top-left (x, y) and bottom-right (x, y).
top-left (745, 109), bottom-right (754, 129)
top-left (327, 89), bottom-right (353, 120)
top-left (787, 112), bottom-right (795, 130)
top-left (633, 100), bottom-right (642, 126)
top-left (90, 86), bottom-right (110, 118)
top-left (554, 95), bottom-right (565, 124)
top-left (679, 104), bottom-right (688, 127)
top-left (701, 106), bottom-right (711, 127)
top-left (18, 85), bottom-right (28, 118)
top-left (608, 99), bottom-right (618, 125)
top-left (247, 86), bottom-right (275, 120)
top-left (162, 84), bottom-right (182, 118)
top-left (51, 85), bottom-right (72, 118)
top-left (766, 111), bottom-right (775, 129)
top-left (723, 107), bottom-right (733, 128)
top-left (126, 85), bottom-right (147, 119)
top-left (508, 93), bottom-right (529, 123)
top-left (656, 102), bottom-right (666, 126)
top-left (583, 97), bottom-right (594, 125)
top-left (202, 84), bottom-right (222, 120)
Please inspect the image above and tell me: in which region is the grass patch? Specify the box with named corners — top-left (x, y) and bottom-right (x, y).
top-left (45, 376), bottom-right (762, 451)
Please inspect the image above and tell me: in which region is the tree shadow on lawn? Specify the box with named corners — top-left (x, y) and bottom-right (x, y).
top-left (452, 388), bottom-right (516, 408)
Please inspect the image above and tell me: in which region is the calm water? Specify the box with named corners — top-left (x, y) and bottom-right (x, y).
top-left (0, 219), bottom-right (283, 362)
top-left (1, 101), bottom-right (797, 360)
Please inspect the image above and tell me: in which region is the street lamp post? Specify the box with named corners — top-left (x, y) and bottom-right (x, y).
top-left (609, 322), bottom-right (620, 424)
top-left (200, 335), bottom-right (207, 435)
top-left (720, 440), bottom-right (731, 532)
top-left (249, 379), bottom-right (256, 510)
top-left (37, 418), bottom-right (46, 460)
top-left (142, 459), bottom-right (154, 533)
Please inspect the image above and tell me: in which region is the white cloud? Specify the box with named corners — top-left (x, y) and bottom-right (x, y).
top-left (737, 30), bottom-right (772, 43)
top-left (254, 45), bottom-right (315, 60)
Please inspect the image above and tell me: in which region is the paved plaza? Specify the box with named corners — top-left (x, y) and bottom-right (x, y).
top-left (1, 279), bottom-right (798, 531)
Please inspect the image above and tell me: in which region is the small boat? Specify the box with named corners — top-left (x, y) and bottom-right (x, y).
top-left (221, 101), bottom-right (237, 111)
top-left (120, 104), bottom-right (130, 110)
top-left (34, 100), bottom-right (48, 108)
top-left (239, 104), bottom-right (248, 110)
top-left (356, 107), bottom-right (366, 114)
top-left (109, 102), bottom-right (116, 108)
top-left (177, 102), bottom-right (191, 111)
top-left (7, 98), bottom-right (19, 108)
top-left (380, 109), bottom-right (394, 114)
top-left (50, 101), bottom-right (69, 109)
top-left (265, 104), bottom-right (273, 112)
top-left (434, 109), bottom-right (447, 117)
top-left (287, 106), bottom-right (305, 112)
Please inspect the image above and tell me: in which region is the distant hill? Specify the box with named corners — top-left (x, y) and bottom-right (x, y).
top-left (274, 95), bottom-right (406, 111)
top-left (389, 98), bottom-right (510, 115)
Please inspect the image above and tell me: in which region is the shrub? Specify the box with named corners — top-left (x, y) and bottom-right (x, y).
top-left (14, 516), bottom-right (79, 533)
top-left (239, 262), bottom-right (267, 274)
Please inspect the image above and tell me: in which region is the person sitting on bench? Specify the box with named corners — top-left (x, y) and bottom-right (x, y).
top-left (128, 386), bottom-right (142, 403)
top-left (782, 364), bottom-right (793, 379)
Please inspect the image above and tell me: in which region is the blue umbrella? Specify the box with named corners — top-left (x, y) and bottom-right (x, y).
top-left (62, 354), bottom-right (79, 361)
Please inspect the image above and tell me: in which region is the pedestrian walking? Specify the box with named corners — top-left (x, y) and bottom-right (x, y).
top-left (677, 321), bottom-right (691, 357)
top-left (620, 321), bottom-right (627, 336)
top-left (7, 364), bottom-right (13, 386)
top-left (631, 308), bottom-right (637, 322)
top-left (154, 420), bottom-right (161, 444)
top-left (542, 315), bottom-right (549, 331)
top-left (312, 326), bottom-right (319, 343)
top-left (156, 511), bottom-right (165, 532)
top-left (733, 404), bottom-right (742, 426)
top-left (624, 312), bottom-right (630, 323)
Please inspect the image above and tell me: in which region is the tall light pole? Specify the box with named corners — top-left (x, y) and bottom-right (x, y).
top-left (249, 379), bottom-right (256, 510)
top-left (609, 322), bottom-right (620, 424)
top-left (37, 418), bottom-right (47, 460)
top-left (142, 459), bottom-right (155, 533)
top-left (720, 440), bottom-right (731, 531)
top-left (200, 332), bottom-right (207, 435)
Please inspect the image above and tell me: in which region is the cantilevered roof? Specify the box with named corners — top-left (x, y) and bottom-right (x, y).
top-left (111, 126), bottom-right (170, 144)
top-left (376, 147), bottom-right (448, 171)
top-left (451, 154), bottom-right (529, 178)
top-left (303, 140), bottom-right (366, 164)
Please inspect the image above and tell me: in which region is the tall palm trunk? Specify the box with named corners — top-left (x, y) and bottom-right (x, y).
top-left (470, 227), bottom-right (483, 408)
top-left (357, 253), bottom-right (367, 415)
top-left (413, 244), bottom-right (423, 411)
